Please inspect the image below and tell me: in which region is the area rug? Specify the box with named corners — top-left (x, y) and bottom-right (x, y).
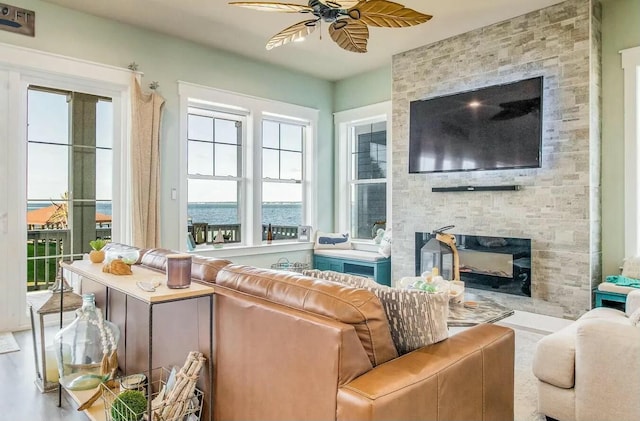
top-left (0, 332), bottom-right (19, 354)
top-left (502, 325), bottom-right (546, 421)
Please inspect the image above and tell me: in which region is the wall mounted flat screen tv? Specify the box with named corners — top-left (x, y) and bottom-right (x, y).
top-left (409, 77), bottom-right (543, 173)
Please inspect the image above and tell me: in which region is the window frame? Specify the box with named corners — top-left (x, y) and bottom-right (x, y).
top-left (178, 82), bottom-right (318, 250)
top-left (334, 101), bottom-right (392, 242)
top-left (623, 46), bottom-right (640, 256)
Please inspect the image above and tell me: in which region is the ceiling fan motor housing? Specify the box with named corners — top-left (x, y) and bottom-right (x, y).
top-left (308, 0), bottom-right (348, 22)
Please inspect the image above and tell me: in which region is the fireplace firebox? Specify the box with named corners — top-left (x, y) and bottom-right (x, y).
top-left (414, 233), bottom-right (531, 297)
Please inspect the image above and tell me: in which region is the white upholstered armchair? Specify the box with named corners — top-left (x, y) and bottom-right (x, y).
top-left (532, 289), bottom-right (640, 421)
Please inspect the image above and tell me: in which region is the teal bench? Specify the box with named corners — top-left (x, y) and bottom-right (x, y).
top-left (313, 249), bottom-right (391, 286)
top-left (594, 289), bottom-right (628, 308)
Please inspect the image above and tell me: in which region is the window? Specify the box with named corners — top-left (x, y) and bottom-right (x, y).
top-left (262, 119), bottom-right (304, 241)
top-left (335, 102), bottom-right (391, 241)
top-left (623, 46), bottom-right (640, 256)
top-left (349, 121), bottom-right (387, 239)
top-left (179, 82), bottom-right (317, 249)
top-left (187, 108), bottom-right (244, 244)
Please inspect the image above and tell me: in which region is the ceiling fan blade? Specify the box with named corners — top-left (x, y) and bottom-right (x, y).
top-left (229, 2), bottom-right (313, 13)
top-left (318, 0), bottom-right (359, 8)
top-left (329, 19), bottom-right (368, 53)
top-left (354, 0), bottom-right (432, 27)
top-left (266, 19), bottom-right (317, 50)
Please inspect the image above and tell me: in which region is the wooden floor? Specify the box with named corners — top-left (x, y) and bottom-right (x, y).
top-left (0, 329), bottom-right (88, 421)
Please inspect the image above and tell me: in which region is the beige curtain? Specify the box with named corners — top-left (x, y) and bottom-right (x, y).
top-left (131, 75), bottom-right (165, 248)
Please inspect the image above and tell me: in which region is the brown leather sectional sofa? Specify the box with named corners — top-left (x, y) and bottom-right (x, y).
top-left (101, 245), bottom-right (515, 421)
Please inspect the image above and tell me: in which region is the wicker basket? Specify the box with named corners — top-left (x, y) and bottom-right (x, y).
top-left (101, 367), bottom-right (202, 421)
top-left (270, 257), bottom-right (310, 274)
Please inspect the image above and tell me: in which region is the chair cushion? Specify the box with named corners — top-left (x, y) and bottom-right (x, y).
top-left (303, 269), bottom-right (449, 355)
top-left (598, 281), bottom-right (638, 295)
top-left (314, 249), bottom-right (388, 262)
top-left (216, 265), bottom-right (398, 367)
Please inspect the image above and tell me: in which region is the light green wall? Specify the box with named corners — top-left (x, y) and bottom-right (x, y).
top-left (333, 65), bottom-right (391, 112)
top-left (601, 0), bottom-right (640, 277)
top-left (0, 0), bottom-right (334, 250)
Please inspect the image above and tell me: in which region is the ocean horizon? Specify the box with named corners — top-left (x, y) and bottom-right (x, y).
top-left (28, 201), bottom-right (302, 227)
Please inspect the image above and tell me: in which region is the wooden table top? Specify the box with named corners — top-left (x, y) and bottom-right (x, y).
top-left (61, 260), bottom-right (214, 304)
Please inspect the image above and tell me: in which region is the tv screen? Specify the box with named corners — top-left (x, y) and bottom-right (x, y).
top-left (409, 77), bottom-right (543, 173)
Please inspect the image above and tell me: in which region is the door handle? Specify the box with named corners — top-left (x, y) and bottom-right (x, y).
top-left (0, 212), bottom-right (7, 234)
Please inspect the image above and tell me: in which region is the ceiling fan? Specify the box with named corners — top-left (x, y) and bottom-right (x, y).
top-left (228, 0), bottom-right (432, 53)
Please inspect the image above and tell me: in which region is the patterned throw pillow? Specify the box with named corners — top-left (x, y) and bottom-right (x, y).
top-left (303, 269), bottom-right (379, 288)
top-left (314, 232), bottom-right (353, 250)
top-left (303, 269), bottom-right (449, 354)
top-left (622, 256), bottom-right (640, 279)
top-left (378, 228), bottom-right (392, 258)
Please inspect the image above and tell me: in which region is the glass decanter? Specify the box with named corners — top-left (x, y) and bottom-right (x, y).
top-left (53, 293), bottom-right (119, 390)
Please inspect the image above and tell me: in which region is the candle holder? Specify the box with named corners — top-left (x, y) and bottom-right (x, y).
top-left (166, 254), bottom-right (192, 289)
top-left (29, 262), bottom-right (83, 392)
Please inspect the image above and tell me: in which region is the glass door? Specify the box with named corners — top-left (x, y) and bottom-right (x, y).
top-left (26, 87), bottom-right (113, 291)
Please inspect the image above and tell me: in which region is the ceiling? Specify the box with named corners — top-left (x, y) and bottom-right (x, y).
top-left (42, 0), bottom-right (566, 81)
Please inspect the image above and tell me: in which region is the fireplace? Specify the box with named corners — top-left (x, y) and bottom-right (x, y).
top-left (415, 233), bottom-right (531, 297)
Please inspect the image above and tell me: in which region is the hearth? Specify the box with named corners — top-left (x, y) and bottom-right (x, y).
top-left (415, 233), bottom-right (531, 297)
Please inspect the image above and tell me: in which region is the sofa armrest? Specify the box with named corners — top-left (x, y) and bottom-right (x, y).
top-left (625, 289), bottom-right (640, 317)
top-left (574, 319), bottom-right (640, 421)
top-left (337, 324), bottom-right (514, 421)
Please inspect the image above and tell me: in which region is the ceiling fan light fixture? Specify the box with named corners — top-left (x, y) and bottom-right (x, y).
top-left (230, 0), bottom-right (431, 53)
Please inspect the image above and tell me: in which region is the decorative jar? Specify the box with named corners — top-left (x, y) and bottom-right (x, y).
top-left (105, 246), bottom-right (140, 265)
top-left (53, 293), bottom-right (119, 390)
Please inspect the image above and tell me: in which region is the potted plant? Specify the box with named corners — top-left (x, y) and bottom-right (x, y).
top-left (110, 389), bottom-right (147, 421)
top-left (89, 239), bottom-right (109, 263)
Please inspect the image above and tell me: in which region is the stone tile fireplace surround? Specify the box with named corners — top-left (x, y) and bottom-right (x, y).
top-left (391, 0), bottom-right (601, 319)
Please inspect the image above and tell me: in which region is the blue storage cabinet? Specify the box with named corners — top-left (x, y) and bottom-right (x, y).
top-left (594, 289), bottom-right (628, 308)
top-left (313, 253), bottom-right (391, 286)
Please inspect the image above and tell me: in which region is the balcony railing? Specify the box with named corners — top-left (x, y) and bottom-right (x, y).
top-left (188, 223), bottom-right (299, 245)
top-left (27, 227), bottom-right (111, 291)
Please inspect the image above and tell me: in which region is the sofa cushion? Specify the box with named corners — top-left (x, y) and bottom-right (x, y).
top-left (303, 270), bottom-right (449, 355)
top-left (191, 256), bottom-right (231, 284)
top-left (141, 248), bottom-right (230, 284)
top-left (216, 265), bottom-right (398, 367)
top-left (140, 248), bottom-right (173, 271)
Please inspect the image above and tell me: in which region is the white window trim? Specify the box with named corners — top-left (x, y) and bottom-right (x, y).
top-left (622, 46), bottom-right (640, 256)
top-left (178, 81), bottom-right (318, 251)
top-left (334, 101), bottom-right (392, 242)
top-left (0, 42), bottom-right (132, 331)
